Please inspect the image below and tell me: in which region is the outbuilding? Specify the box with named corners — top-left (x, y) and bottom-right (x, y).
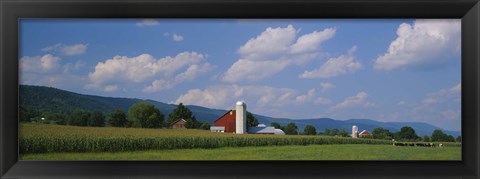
top-left (172, 119), bottom-right (187, 129)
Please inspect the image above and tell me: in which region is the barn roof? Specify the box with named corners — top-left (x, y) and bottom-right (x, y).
top-left (214, 109), bottom-right (235, 123)
top-left (173, 118), bottom-right (187, 124)
top-left (359, 130), bottom-right (370, 135)
top-left (247, 126), bottom-right (276, 134)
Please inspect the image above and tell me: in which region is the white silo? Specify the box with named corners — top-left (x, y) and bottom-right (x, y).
top-left (352, 125), bottom-right (358, 138)
top-left (235, 101), bottom-right (247, 134)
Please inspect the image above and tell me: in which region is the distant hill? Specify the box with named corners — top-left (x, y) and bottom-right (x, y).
top-left (19, 85), bottom-right (461, 136)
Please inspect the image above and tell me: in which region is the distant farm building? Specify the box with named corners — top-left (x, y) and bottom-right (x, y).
top-left (172, 119), bottom-right (187, 129)
top-left (359, 130), bottom-right (371, 137)
top-left (210, 101), bottom-right (285, 135)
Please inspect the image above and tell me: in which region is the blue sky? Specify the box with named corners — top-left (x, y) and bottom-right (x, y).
top-left (19, 19), bottom-right (461, 131)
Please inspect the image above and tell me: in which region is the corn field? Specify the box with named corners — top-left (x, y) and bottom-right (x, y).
top-left (20, 124), bottom-right (393, 153)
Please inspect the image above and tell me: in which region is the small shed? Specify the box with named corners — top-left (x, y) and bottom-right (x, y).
top-left (172, 119), bottom-right (187, 129)
top-left (210, 126), bottom-right (225, 132)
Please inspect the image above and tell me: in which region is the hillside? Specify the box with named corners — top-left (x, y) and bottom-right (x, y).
top-left (19, 85), bottom-right (460, 136)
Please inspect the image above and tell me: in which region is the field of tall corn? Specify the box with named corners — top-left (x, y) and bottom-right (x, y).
top-left (20, 124), bottom-right (395, 153)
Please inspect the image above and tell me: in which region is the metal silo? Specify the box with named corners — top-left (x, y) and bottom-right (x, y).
top-left (235, 101), bottom-right (247, 134)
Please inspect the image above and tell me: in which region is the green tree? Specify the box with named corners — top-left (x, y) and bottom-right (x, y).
top-left (283, 122), bottom-right (298, 135)
top-left (107, 110), bottom-right (129, 127)
top-left (456, 135), bottom-right (462, 142)
top-left (42, 112), bottom-right (67, 125)
top-left (339, 130), bottom-right (349, 137)
top-left (303, 125), bottom-right (317, 135)
top-left (68, 109), bottom-right (90, 126)
top-left (88, 111), bottom-right (105, 127)
top-left (398, 126), bottom-right (418, 140)
top-left (185, 116), bottom-right (200, 128)
top-left (270, 122), bottom-right (282, 129)
top-left (199, 122), bottom-right (211, 130)
top-left (422, 135), bottom-right (431, 142)
top-left (246, 111), bottom-right (259, 127)
top-left (19, 107), bottom-right (40, 122)
top-left (128, 103), bottom-right (164, 128)
top-left (167, 103), bottom-right (195, 128)
top-left (323, 129), bottom-right (331, 136)
top-left (372, 128), bottom-right (392, 139)
top-left (431, 129), bottom-right (455, 142)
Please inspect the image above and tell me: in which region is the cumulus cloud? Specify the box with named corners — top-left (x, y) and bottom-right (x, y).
top-left (172, 33), bottom-right (184, 41)
top-left (174, 85), bottom-right (301, 109)
top-left (330, 91), bottom-right (372, 110)
top-left (314, 97), bottom-right (331, 105)
top-left (42, 43), bottom-right (88, 56)
top-left (300, 46), bottom-right (361, 78)
top-left (136, 19), bottom-right (160, 27)
top-left (20, 54), bottom-right (61, 73)
top-left (374, 19), bottom-right (461, 70)
top-left (222, 25), bottom-right (335, 82)
top-left (142, 63), bottom-right (213, 93)
top-left (87, 51), bottom-right (210, 92)
top-left (320, 82), bottom-right (335, 92)
top-left (295, 89), bottom-right (316, 104)
top-left (421, 83), bottom-right (461, 105)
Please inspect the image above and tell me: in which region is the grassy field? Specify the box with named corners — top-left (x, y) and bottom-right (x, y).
top-left (21, 144), bottom-right (461, 160)
top-left (20, 124), bottom-right (461, 160)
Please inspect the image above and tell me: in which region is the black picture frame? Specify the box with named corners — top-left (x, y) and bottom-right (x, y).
top-left (1, 0), bottom-right (479, 178)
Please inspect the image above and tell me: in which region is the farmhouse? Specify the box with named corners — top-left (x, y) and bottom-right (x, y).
top-left (352, 125), bottom-right (371, 138)
top-left (172, 119), bottom-right (187, 129)
top-left (210, 101), bottom-right (285, 135)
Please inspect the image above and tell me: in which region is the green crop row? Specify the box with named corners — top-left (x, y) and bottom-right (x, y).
top-left (20, 124), bottom-right (393, 153)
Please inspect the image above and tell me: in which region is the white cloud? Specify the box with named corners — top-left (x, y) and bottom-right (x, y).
top-left (136, 19), bottom-right (160, 27)
top-left (300, 46), bottom-right (361, 78)
top-left (320, 82), bottom-right (335, 92)
top-left (397, 100), bottom-right (407, 105)
top-left (374, 19), bottom-right (461, 70)
top-left (174, 85), bottom-right (299, 109)
top-left (173, 33), bottom-right (184, 41)
top-left (314, 97), bottom-right (331, 105)
top-left (20, 54), bottom-right (61, 73)
top-left (290, 28), bottom-right (335, 54)
top-left (87, 51), bottom-right (209, 92)
top-left (222, 25), bottom-right (335, 82)
top-left (421, 83), bottom-right (461, 105)
top-left (295, 89), bottom-right (316, 104)
top-left (42, 43), bottom-right (88, 56)
top-left (142, 63), bottom-right (213, 93)
top-left (330, 91), bottom-right (369, 110)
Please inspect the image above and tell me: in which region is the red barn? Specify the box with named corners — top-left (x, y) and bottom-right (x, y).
top-left (359, 130), bottom-right (371, 137)
top-left (214, 110), bottom-right (236, 133)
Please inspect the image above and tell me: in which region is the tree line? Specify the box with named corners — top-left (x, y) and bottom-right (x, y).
top-left (268, 122), bottom-right (460, 142)
top-left (20, 102), bottom-right (213, 130)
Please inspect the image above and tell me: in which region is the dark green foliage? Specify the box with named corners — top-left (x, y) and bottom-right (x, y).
top-left (43, 112), bottom-right (67, 125)
top-left (303, 125), bottom-right (317, 135)
top-left (396, 126), bottom-right (418, 141)
top-left (107, 110), bottom-right (129, 127)
top-left (321, 128), bottom-right (349, 137)
top-left (199, 122), bottom-right (211, 130)
top-left (283, 122), bottom-right (298, 135)
top-left (246, 111), bottom-right (259, 127)
top-left (372, 128), bottom-right (393, 139)
top-left (270, 122), bottom-right (281, 129)
top-left (431, 130), bottom-right (455, 142)
top-left (167, 103), bottom-right (195, 128)
top-left (88, 111), bottom-right (105, 127)
top-left (19, 85), bottom-right (142, 116)
top-left (19, 107), bottom-right (41, 122)
top-left (422, 135), bottom-right (431, 142)
top-left (68, 109), bottom-right (90, 126)
top-left (128, 103), bottom-right (164, 128)
top-left (456, 136), bottom-right (461, 142)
